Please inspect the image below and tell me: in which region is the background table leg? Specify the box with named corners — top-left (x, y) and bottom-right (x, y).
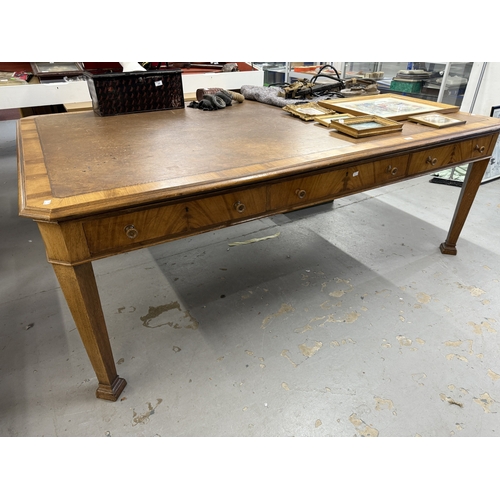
top-left (52, 262), bottom-right (127, 401)
top-left (440, 158), bottom-right (490, 255)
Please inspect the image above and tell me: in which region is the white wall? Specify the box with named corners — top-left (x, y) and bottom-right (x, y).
top-left (461, 62), bottom-right (500, 116)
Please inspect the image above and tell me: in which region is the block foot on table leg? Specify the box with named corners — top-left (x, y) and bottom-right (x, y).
top-left (440, 242), bottom-right (457, 255)
top-left (96, 376), bottom-right (127, 401)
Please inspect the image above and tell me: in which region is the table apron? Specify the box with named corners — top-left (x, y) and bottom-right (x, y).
top-left (36, 134), bottom-right (497, 266)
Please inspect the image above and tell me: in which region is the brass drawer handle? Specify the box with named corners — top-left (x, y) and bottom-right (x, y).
top-left (124, 224), bottom-right (139, 239)
top-left (234, 201), bottom-right (246, 213)
top-left (474, 144), bottom-right (486, 154)
top-left (295, 189), bottom-right (307, 199)
top-left (426, 156), bottom-right (438, 166)
top-left (387, 165), bottom-right (398, 176)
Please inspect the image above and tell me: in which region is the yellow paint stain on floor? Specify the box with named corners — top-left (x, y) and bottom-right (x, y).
top-left (140, 302), bottom-right (198, 330)
top-left (294, 323), bottom-right (314, 334)
top-left (331, 338), bottom-right (356, 347)
top-left (412, 373), bottom-right (426, 385)
top-left (444, 340), bottom-right (463, 347)
top-left (344, 311), bottom-right (360, 323)
top-left (469, 286), bottom-right (486, 296)
top-left (294, 316), bottom-right (326, 334)
top-left (466, 339), bottom-right (474, 354)
top-left (318, 311), bottom-right (361, 327)
top-left (132, 399), bottom-right (163, 426)
top-left (299, 341), bottom-right (323, 358)
top-left (281, 382), bottom-right (290, 391)
top-left (328, 278), bottom-right (353, 298)
top-left (374, 397), bottom-right (394, 411)
top-left (468, 320), bottom-right (497, 335)
top-left (261, 303), bottom-right (295, 329)
top-left (487, 369), bottom-right (500, 382)
top-left (444, 339), bottom-right (476, 355)
top-left (349, 414), bottom-right (379, 437)
top-left (417, 292), bottom-right (432, 304)
top-left (439, 393), bottom-right (463, 408)
top-left (446, 354), bottom-right (468, 362)
top-left (397, 335), bottom-right (412, 347)
top-left (456, 283), bottom-right (486, 296)
top-left (473, 393), bottom-right (496, 413)
top-left (281, 349), bottom-right (298, 368)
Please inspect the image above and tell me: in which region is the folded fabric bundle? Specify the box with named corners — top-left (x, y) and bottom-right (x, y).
top-left (240, 85), bottom-right (302, 107)
top-left (240, 85), bottom-right (336, 108)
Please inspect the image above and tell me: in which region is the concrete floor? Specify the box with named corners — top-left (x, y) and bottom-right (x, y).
top-left (1, 117), bottom-right (499, 437)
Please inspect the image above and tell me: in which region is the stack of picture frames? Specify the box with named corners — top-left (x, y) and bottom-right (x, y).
top-left (282, 93), bottom-right (462, 138)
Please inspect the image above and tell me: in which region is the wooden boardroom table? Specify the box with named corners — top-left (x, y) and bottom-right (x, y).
top-left (17, 96), bottom-right (500, 401)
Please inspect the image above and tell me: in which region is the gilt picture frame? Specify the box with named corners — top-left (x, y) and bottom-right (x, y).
top-left (318, 94), bottom-right (459, 121)
top-left (282, 102), bottom-right (333, 121)
top-left (408, 113), bottom-right (466, 128)
top-left (328, 115), bottom-right (403, 138)
top-left (313, 113), bottom-right (355, 127)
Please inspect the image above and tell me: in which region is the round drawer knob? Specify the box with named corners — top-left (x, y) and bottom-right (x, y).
top-left (124, 224), bottom-right (139, 239)
top-left (426, 156), bottom-right (438, 166)
top-left (391, 167), bottom-right (398, 176)
top-left (296, 189), bottom-right (307, 199)
top-left (234, 201), bottom-right (246, 213)
top-left (474, 144), bottom-right (486, 154)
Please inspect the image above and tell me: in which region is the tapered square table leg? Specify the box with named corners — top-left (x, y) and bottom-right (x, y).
top-left (52, 262), bottom-right (127, 401)
top-left (440, 158), bottom-right (490, 255)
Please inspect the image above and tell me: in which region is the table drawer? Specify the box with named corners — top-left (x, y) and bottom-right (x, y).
top-left (373, 155), bottom-right (409, 183)
top-left (83, 185), bottom-right (267, 255)
top-left (185, 186), bottom-right (267, 230)
top-left (83, 203), bottom-right (188, 254)
top-left (269, 155), bottom-right (408, 210)
top-left (408, 135), bottom-right (494, 175)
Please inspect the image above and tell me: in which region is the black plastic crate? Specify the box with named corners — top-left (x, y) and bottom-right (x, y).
top-left (84, 69), bottom-right (184, 116)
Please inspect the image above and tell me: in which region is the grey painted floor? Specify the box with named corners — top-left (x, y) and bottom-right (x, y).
top-left (1, 118), bottom-right (499, 438)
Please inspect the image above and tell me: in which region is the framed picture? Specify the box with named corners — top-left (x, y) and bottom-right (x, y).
top-left (313, 113), bottom-right (355, 127)
top-left (483, 105), bottom-right (500, 182)
top-left (30, 62), bottom-right (84, 81)
top-left (318, 93), bottom-right (459, 121)
top-left (282, 102), bottom-right (333, 121)
top-left (328, 115), bottom-right (403, 138)
top-left (408, 113), bottom-right (466, 128)
top-left (490, 105), bottom-right (500, 119)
